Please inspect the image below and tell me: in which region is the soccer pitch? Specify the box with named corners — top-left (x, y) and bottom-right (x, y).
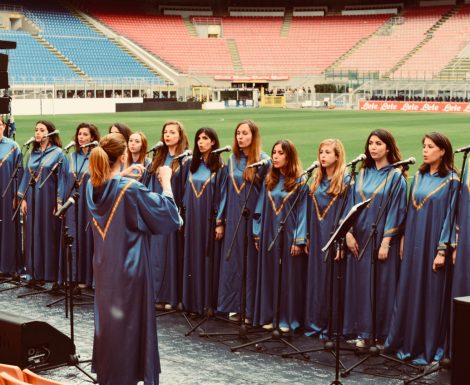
top-left (13, 109), bottom-right (470, 172)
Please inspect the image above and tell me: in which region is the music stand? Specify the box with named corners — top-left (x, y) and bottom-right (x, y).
top-left (319, 198), bottom-right (371, 385)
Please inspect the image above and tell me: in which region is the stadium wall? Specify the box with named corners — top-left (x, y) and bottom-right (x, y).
top-left (11, 97), bottom-right (142, 116)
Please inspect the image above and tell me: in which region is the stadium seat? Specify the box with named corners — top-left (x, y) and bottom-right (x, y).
top-left (22, 369), bottom-right (69, 385)
top-left (0, 365), bottom-right (24, 381)
top-left (0, 372), bottom-right (30, 385)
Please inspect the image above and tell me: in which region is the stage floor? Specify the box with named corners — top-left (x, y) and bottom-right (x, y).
top-left (0, 282), bottom-right (449, 385)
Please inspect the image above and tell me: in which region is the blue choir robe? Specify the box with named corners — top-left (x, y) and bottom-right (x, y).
top-left (57, 150), bottom-right (94, 286)
top-left (86, 175), bottom-right (180, 385)
top-left (305, 176), bottom-right (348, 336)
top-left (452, 164), bottom-right (470, 299)
top-left (385, 171), bottom-right (458, 364)
top-left (18, 146), bottom-right (65, 282)
top-left (342, 166), bottom-right (407, 340)
top-left (182, 162), bottom-right (227, 314)
top-left (0, 137), bottom-right (23, 275)
top-left (217, 152), bottom-right (270, 318)
top-left (253, 176), bottom-right (308, 330)
top-left (149, 154), bottom-right (190, 306)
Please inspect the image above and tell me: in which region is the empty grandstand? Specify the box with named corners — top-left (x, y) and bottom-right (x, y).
top-left (0, 0), bottom-right (469, 111)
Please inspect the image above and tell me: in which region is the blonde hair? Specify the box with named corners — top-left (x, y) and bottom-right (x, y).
top-left (310, 139), bottom-right (346, 196)
top-left (89, 133), bottom-right (127, 187)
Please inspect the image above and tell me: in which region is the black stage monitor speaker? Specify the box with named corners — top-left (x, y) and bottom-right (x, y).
top-left (452, 296), bottom-right (470, 385)
top-left (0, 311), bottom-right (75, 370)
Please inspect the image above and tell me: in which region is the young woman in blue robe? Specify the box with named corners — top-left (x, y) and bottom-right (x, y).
top-left (127, 131), bottom-right (151, 185)
top-left (58, 123), bottom-right (100, 287)
top-left (304, 139), bottom-right (347, 336)
top-left (451, 162), bottom-right (470, 299)
top-left (0, 116), bottom-right (23, 276)
top-left (253, 139), bottom-right (308, 332)
top-left (86, 133), bottom-right (180, 385)
top-left (386, 132), bottom-right (458, 365)
top-left (217, 120), bottom-right (270, 321)
top-left (18, 121), bottom-right (64, 283)
top-left (148, 120), bottom-right (190, 309)
top-left (182, 127), bottom-right (227, 315)
top-left (344, 129), bottom-right (407, 346)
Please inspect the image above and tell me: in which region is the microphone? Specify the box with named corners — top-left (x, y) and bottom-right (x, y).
top-left (174, 149), bottom-right (192, 161)
top-left (41, 130), bottom-right (60, 141)
top-left (346, 153), bottom-right (367, 167)
top-left (80, 140), bottom-right (99, 149)
top-left (55, 192), bottom-right (79, 217)
top-left (455, 144), bottom-right (470, 154)
top-left (146, 141), bottom-right (164, 154)
top-left (390, 157), bottom-right (416, 168)
top-left (301, 160), bottom-right (320, 176)
top-left (247, 158), bottom-right (271, 169)
top-left (63, 141), bottom-right (75, 152)
top-left (23, 137), bottom-right (35, 147)
top-left (211, 145), bottom-right (232, 154)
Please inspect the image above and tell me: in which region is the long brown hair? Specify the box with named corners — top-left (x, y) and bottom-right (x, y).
top-left (33, 120), bottom-right (62, 150)
top-left (310, 139), bottom-right (346, 196)
top-left (73, 122), bottom-right (100, 153)
top-left (419, 132), bottom-right (456, 177)
top-left (89, 133), bottom-right (127, 188)
top-left (266, 139), bottom-right (302, 192)
top-left (362, 128), bottom-right (401, 169)
top-left (150, 120), bottom-right (189, 174)
top-left (108, 122), bottom-right (132, 142)
top-left (190, 127), bottom-right (222, 174)
top-left (127, 131), bottom-right (148, 166)
top-left (232, 120), bottom-right (262, 182)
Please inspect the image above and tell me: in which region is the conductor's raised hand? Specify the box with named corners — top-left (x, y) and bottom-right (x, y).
top-left (158, 166), bottom-right (172, 190)
top-left (121, 164), bottom-right (145, 179)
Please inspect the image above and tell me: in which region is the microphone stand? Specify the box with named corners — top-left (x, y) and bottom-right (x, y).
top-left (12, 148), bottom-right (49, 297)
top-left (200, 163), bottom-right (268, 341)
top-left (341, 164), bottom-right (421, 377)
top-left (53, 203), bottom-right (96, 383)
top-left (403, 152), bottom-right (466, 384)
top-left (156, 155), bottom-right (192, 328)
top-left (185, 154), bottom-right (229, 336)
top-left (18, 155), bottom-right (64, 299)
top-left (231, 171), bottom-right (312, 355)
top-left (47, 150), bottom-right (94, 309)
top-left (282, 162), bottom-right (361, 370)
top-left (0, 145), bottom-right (24, 290)
top-left (142, 148), bottom-right (159, 187)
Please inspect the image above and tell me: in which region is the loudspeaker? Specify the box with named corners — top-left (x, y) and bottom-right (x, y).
top-left (0, 311), bottom-right (75, 370)
top-left (452, 296), bottom-right (470, 385)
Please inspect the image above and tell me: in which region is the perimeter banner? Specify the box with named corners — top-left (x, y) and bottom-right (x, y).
top-left (358, 100), bottom-right (470, 113)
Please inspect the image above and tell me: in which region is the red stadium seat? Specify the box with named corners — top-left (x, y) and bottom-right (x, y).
top-left (0, 372), bottom-right (30, 385)
top-left (0, 365), bottom-right (24, 382)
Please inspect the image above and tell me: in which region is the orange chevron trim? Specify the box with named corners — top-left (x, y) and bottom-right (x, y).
top-left (0, 147), bottom-right (15, 168)
top-left (92, 179), bottom-right (135, 240)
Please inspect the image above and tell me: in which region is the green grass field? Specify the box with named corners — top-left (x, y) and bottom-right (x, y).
top-left (13, 109), bottom-right (470, 174)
